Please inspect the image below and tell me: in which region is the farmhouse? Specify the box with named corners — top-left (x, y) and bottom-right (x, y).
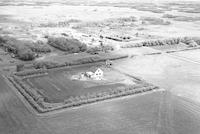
top-left (72, 68), bottom-right (104, 81)
top-left (91, 68), bottom-right (104, 80)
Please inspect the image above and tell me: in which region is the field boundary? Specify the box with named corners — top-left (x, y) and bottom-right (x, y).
top-left (7, 63), bottom-right (161, 114)
top-left (165, 46), bottom-right (200, 53)
top-left (121, 37), bottom-right (200, 49)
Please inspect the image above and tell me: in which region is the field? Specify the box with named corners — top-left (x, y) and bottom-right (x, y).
top-left (1, 0), bottom-right (200, 134)
top-left (1, 75), bottom-right (200, 134)
top-left (114, 50), bottom-right (200, 103)
top-left (23, 64), bottom-right (136, 103)
top-left (172, 49), bottom-right (200, 63)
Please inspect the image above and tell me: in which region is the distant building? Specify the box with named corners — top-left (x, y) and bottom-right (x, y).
top-left (106, 60), bottom-right (112, 67)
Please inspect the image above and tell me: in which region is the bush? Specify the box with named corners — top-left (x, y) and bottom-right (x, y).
top-left (187, 40), bottom-right (198, 47)
top-left (86, 47), bottom-right (101, 54)
top-left (0, 35), bottom-right (8, 45)
top-left (15, 69), bottom-right (47, 77)
top-left (47, 37), bottom-right (87, 53)
top-left (28, 41), bottom-right (51, 53)
top-left (101, 45), bottom-right (114, 52)
top-left (192, 37), bottom-right (200, 45)
top-left (181, 37), bottom-right (199, 47)
top-left (86, 44), bottom-right (114, 55)
top-left (18, 48), bottom-right (35, 61)
top-left (33, 61), bottom-right (60, 69)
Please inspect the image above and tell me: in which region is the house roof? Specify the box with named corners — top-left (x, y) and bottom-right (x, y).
top-left (89, 67), bottom-right (103, 73)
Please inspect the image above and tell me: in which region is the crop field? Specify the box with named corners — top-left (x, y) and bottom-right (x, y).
top-left (23, 64), bottom-right (136, 103)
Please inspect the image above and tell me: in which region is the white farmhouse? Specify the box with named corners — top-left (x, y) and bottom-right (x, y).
top-left (91, 68), bottom-right (104, 80)
top-left (71, 68), bottom-right (104, 81)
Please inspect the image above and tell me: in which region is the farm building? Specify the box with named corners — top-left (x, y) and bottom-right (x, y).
top-left (71, 68), bottom-right (104, 81)
top-left (91, 68), bottom-right (104, 80)
top-left (106, 60), bottom-right (112, 67)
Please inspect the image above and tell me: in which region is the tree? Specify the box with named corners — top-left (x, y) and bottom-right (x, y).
top-left (18, 48), bottom-right (35, 61)
top-left (47, 37), bottom-right (87, 53)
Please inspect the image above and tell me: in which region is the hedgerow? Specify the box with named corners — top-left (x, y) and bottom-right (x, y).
top-left (33, 61), bottom-right (61, 69)
top-left (31, 54), bottom-right (128, 70)
top-left (9, 71), bottom-right (160, 113)
top-left (15, 69), bottom-right (47, 77)
top-left (122, 37), bottom-right (200, 48)
top-left (8, 76), bottom-right (47, 113)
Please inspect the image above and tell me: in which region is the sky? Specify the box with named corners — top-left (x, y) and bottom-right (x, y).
top-left (44, 0), bottom-right (197, 1)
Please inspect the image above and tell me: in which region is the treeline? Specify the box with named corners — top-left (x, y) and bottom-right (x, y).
top-left (73, 16), bottom-right (137, 29)
top-left (15, 54), bottom-right (128, 73)
top-left (86, 45), bottom-right (114, 55)
top-left (60, 83), bottom-right (158, 109)
top-left (106, 16), bottom-right (137, 23)
top-left (15, 68), bottom-right (47, 77)
top-left (39, 19), bottom-right (81, 28)
top-left (8, 73), bottom-right (159, 113)
top-left (47, 37), bottom-right (87, 53)
top-left (31, 54), bottom-right (128, 70)
top-left (0, 36), bottom-right (51, 61)
top-left (122, 37), bottom-right (200, 48)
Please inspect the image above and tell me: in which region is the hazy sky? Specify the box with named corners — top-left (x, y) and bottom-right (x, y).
top-left (47, 0), bottom-right (198, 1)
top-left (1, 0), bottom-right (199, 4)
